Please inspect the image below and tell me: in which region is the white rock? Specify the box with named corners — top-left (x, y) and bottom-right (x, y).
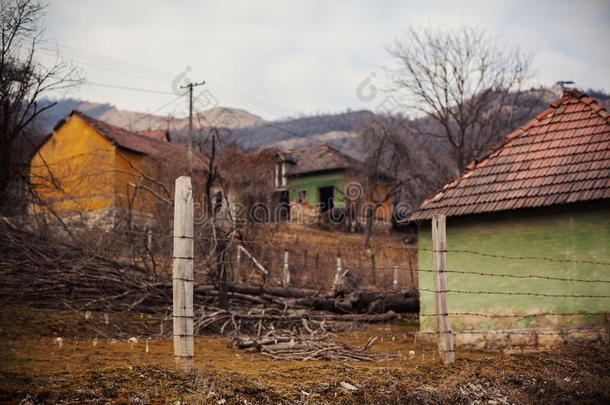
top-left (340, 381), bottom-right (357, 391)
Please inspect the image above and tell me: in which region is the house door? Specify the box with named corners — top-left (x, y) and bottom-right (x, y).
top-left (277, 190), bottom-right (290, 221)
top-left (318, 186), bottom-right (334, 213)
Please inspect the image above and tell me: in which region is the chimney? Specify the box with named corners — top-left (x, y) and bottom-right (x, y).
top-left (556, 80), bottom-right (575, 90)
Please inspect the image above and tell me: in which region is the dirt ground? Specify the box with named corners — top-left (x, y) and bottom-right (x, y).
top-left (0, 309), bottom-right (609, 404)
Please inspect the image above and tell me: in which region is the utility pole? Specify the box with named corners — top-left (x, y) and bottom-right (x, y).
top-left (180, 80), bottom-right (205, 177)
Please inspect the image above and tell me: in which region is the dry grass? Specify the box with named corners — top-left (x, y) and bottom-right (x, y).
top-left (1, 309), bottom-right (609, 404)
top-left (243, 223), bottom-right (418, 292)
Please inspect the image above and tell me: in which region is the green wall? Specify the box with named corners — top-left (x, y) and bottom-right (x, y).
top-left (288, 171), bottom-right (345, 207)
top-left (418, 205), bottom-right (610, 330)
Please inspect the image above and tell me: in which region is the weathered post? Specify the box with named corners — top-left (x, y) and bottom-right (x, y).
top-left (283, 250), bottom-right (290, 286)
top-left (333, 252), bottom-right (342, 288)
top-left (371, 252), bottom-right (377, 286)
top-left (235, 245), bottom-right (241, 283)
top-left (393, 266), bottom-right (398, 289)
top-left (173, 176), bottom-right (194, 372)
top-left (408, 253), bottom-right (415, 286)
top-left (146, 228), bottom-right (153, 251)
top-left (432, 214), bottom-right (454, 364)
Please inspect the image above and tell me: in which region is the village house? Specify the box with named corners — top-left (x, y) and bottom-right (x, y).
top-left (410, 89), bottom-right (610, 333)
top-left (29, 110), bottom-right (208, 229)
top-left (274, 143), bottom-right (393, 224)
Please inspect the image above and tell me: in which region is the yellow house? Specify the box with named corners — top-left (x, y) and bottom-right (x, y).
top-left (30, 110), bottom-right (207, 228)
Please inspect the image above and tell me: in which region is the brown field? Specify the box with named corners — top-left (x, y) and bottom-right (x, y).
top-left (240, 223), bottom-right (418, 292)
top-left (1, 309), bottom-right (609, 404)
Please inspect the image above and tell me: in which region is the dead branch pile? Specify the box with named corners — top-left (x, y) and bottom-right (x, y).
top-left (233, 334), bottom-right (388, 361)
top-left (0, 218), bottom-right (179, 312)
top-left (196, 306), bottom-right (393, 361)
top-left (0, 218), bottom-right (418, 316)
top-left (194, 306), bottom-right (396, 336)
top-left (0, 218), bottom-right (415, 361)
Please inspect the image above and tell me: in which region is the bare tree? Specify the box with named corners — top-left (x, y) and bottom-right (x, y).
top-left (358, 114), bottom-right (450, 248)
top-left (192, 123), bottom-right (239, 309)
top-left (389, 25), bottom-right (538, 173)
top-left (0, 0), bottom-right (80, 206)
top-left (219, 147), bottom-right (281, 224)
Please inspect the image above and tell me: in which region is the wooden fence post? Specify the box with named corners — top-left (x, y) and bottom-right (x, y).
top-left (371, 253), bottom-right (376, 286)
top-left (393, 266), bottom-right (398, 289)
top-left (407, 253), bottom-right (415, 286)
top-left (235, 246), bottom-right (241, 283)
top-left (146, 228), bottom-right (152, 251)
top-left (283, 250), bottom-right (290, 286)
top-left (333, 252), bottom-right (342, 289)
top-left (173, 176), bottom-right (194, 372)
top-left (432, 214), bottom-right (454, 365)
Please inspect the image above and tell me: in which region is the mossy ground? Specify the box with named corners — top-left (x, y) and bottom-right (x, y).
top-left (0, 309), bottom-right (609, 404)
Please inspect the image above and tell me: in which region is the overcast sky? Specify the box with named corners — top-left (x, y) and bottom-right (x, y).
top-left (39, 0), bottom-right (610, 121)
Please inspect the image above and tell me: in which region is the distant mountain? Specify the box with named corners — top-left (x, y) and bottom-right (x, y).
top-left (31, 87), bottom-right (610, 161)
top-left (229, 110), bottom-right (374, 155)
top-left (33, 99), bottom-right (267, 134)
top-left (32, 99), bottom-right (374, 157)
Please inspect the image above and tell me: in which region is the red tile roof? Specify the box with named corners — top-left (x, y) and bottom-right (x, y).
top-left (410, 89), bottom-right (610, 220)
top-left (65, 111), bottom-right (208, 170)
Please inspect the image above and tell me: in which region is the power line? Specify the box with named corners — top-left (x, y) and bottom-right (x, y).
top-left (132, 94), bottom-right (187, 125)
top-left (39, 41), bottom-right (309, 131)
top-left (181, 80), bottom-right (206, 176)
top-left (37, 47), bottom-right (171, 83)
top-left (85, 81), bottom-right (176, 95)
top-left (40, 42), bottom-right (300, 120)
top-left (206, 83), bottom-right (296, 118)
top-left (38, 42), bottom-right (174, 80)
top-left (52, 43), bottom-right (174, 76)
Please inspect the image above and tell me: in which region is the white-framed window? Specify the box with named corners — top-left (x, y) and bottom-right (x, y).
top-left (281, 162), bottom-right (286, 187)
top-left (275, 162), bottom-right (287, 188)
top-left (297, 189), bottom-right (307, 203)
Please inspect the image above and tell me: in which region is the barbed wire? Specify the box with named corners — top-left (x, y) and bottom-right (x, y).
top-left (40, 215), bottom-right (610, 267)
top-left (208, 258), bottom-right (610, 284)
top-left (418, 247), bottom-right (610, 266)
top-left (190, 236), bottom-right (610, 266)
top-left (417, 311), bottom-right (609, 318)
top-left (419, 287), bottom-right (610, 298)
top-left (409, 327), bottom-right (607, 336)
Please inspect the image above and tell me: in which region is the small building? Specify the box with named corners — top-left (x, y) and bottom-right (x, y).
top-left (274, 144), bottom-right (392, 224)
top-left (29, 110), bottom-right (208, 228)
top-left (410, 89), bottom-right (610, 332)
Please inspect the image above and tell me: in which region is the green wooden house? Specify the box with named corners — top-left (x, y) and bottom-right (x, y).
top-left (274, 144), bottom-right (393, 223)
top-left (410, 89), bottom-right (610, 331)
